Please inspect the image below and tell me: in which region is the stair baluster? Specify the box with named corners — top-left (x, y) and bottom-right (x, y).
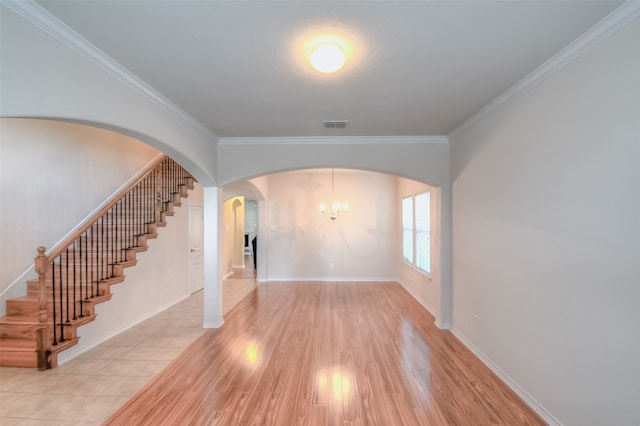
top-left (0, 156), bottom-right (196, 369)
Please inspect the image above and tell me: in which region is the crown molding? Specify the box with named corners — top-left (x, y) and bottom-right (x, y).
top-left (2, 0), bottom-right (217, 138)
top-left (450, 0), bottom-right (640, 138)
top-left (218, 135), bottom-right (448, 145)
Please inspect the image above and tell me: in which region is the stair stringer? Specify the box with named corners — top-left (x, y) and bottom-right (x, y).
top-left (0, 177), bottom-right (201, 369)
top-left (58, 182), bottom-right (202, 364)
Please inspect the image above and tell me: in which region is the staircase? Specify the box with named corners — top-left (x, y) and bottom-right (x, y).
top-left (0, 156), bottom-right (195, 369)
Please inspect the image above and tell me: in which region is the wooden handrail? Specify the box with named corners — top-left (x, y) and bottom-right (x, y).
top-left (43, 154), bottom-right (166, 263)
top-left (22, 155), bottom-right (195, 370)
top-left (32, 154), bottom-right (165, 370)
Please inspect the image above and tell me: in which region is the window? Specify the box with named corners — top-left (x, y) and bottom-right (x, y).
top-left (402, 191), bottom-right (431, 276)
top-left (402, 196), bottom-right (413, 263)
top-left (415, 192), bottom-right (431, 274)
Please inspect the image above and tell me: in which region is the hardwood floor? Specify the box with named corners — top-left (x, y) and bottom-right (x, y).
top-left (0, 277), bottom-right (254, 424)
top-left (105, 282), bottom-right (545, 425)
top-left (223, 262), bottom-right (257, 314)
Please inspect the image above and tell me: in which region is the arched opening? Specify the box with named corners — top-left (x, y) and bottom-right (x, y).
top-left (1, 117), bottom-right (451, 348)
top-left (218, 167), bottom-right (444, 323)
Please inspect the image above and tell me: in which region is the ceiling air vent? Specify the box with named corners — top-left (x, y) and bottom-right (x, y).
top-left (323, 120), bottom-right (348, 129)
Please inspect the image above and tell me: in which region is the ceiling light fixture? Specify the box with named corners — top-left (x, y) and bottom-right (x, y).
top-left (310, 41), bottom-right (345, 73)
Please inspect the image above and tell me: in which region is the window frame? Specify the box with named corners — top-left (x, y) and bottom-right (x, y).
top-left (401, 196), bottom-right (414, 264)
top-left (401, 190), bottom-right (431, 279)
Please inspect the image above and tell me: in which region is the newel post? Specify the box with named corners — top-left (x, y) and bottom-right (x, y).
top-left (34, 246), bottom-right (50, 370)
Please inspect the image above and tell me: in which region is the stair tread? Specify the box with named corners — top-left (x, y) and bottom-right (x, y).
top-left (128, 246), bottom-right (147, 253)
top-left (5, 291), bottom-right (112, 304)
top-left (2, 167), bottom-right (193, 369)
top-left (70, 314), bottom-right (98, 327)
top-left (26, 270), bottom-right (131, 285)
top-left (103, 276), bottom-right (126, 286)
top-left (89, 294), bottom-right (113, 304)
top-left (50, 337), bottom-right (80, 354)
top-left (5, 296), bottom-right (37, 303)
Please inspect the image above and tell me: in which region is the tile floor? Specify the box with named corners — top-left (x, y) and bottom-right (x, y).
top-left (0, 270), bottom-right (257, 425)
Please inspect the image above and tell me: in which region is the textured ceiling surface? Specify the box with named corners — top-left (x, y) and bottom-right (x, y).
top-left (36, 1), bottom-right (623, 137)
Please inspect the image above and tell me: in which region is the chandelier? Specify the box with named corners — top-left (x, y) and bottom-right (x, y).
top-left (320, 168), bottom-right (349, 221)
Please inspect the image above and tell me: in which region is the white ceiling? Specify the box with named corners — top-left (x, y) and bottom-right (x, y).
top-left (36, 0), bottom-right (623, 138)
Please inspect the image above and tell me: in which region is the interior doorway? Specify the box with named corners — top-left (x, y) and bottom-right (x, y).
top-left (244, 198), bottom-right (258, 273)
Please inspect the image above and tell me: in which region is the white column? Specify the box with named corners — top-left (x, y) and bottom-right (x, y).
top-left (256, 200), bottom-right (268, 282)
top-left (436, 182), bottom-right (452, 329)
top-left (203, 186), bottom-right (224, 328)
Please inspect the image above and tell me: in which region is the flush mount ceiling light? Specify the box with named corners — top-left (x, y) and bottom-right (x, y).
top-left (310, 40), bottom-right (346, 73)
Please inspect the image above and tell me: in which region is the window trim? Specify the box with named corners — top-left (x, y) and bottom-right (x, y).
top-left (401, 195), bottom-right (414, 264)
top-left (401, 190), bottom-right (431, 279)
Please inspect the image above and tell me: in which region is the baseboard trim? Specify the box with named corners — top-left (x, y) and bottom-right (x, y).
top-left (57, 292), bottom-right (192, 365)
top-left (433, 318), bottom-right (449, 330)
top-left (266, 277), bottom-right (398, 283)
top-left (396, 278), bottom-right (438, 319)
top-left (450, 327), bottom-right (563, 426)
top-left (203, 320), bottom-right (224, 329)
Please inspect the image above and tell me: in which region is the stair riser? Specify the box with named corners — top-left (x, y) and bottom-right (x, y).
top-left (52, 324), bottom-right (78, 342)
top-left (0, 350), bottom-right (38, 368)
top-left (79, 227), bottom-right (154, 236)
top-left (27, 273), bottom-right (126, 293)
top-left (94, 217), bottom-right (158, 226)
top-left (41, 268), bottom-right (118, 279)
top-left (27, 282), bottom-right (112, 299)
top-left (27, 273), bottom-right (121, 290)
top-left (98, 218), bottom-right (158, 227)
top-left (2, 336), bottom-right (83, 369)
top-left (1, 165), bottom-right (194, 369)
top-left (78, 236), bottom-right (148, 246)
top-left (0, 322), bottom-right (78, 347)
top-left (38, 257), bottom-right (137, 275)
top-left (27, 286), bottom-right (107, 298)
top-left (6, 300), bottom-right (99, 320)
top-left (51, 256), bottom-right (136, 268)
top-left (29, 263), bottom-right (130, 284)
top-left (58, 249), bottom-right (137, 261)
top-left (39, 264), bottom-right (123, 278)
top-left (0, 322), bottom-right (40, 340)
top-left (0, 314), bottom-right (96, 342)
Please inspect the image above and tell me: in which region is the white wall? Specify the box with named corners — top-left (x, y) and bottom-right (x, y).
top-left (218, 139), bottom-right (452, 323)
top-left (0, 118), bottom-right (159, 304)
top-left (217, 137), bottom-right (449, 187)
top-left (396, 178), bottom-right (441, 322)
top-left (266, 169), bottom-right (397, 281)
top-left (0, 3), bottom-right (218, 186)
top-left (59, 183), bottom-right (204, 363)
top-left (0, 115), bottom-right (205, 361)
top-left (449, 16), bottom-right (640, 426)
